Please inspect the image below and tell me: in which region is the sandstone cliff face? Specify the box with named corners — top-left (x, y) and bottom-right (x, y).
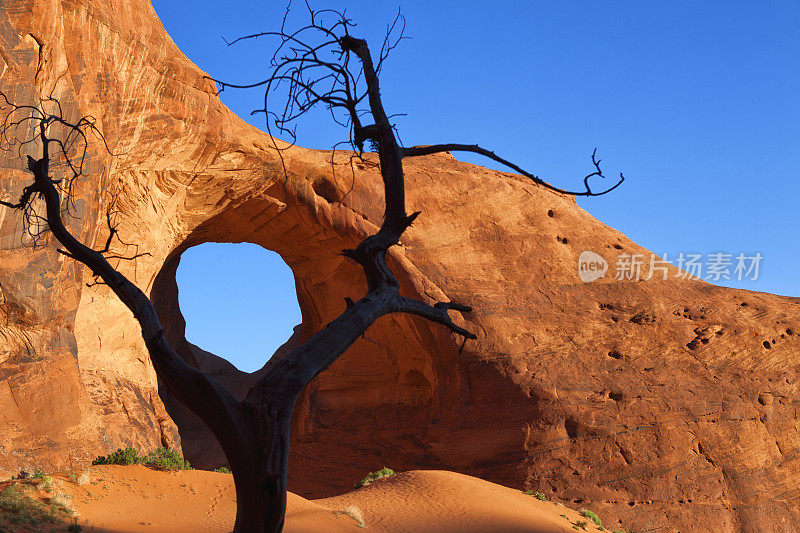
top-left (1, 1), bottom-right (799, 532)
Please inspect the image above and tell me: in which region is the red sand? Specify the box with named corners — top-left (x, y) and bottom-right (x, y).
top-left (31, 465), bottom-right (600, 532)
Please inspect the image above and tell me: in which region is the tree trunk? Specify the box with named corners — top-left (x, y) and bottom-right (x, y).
top-left (230, 401), bottom-right (293, 533)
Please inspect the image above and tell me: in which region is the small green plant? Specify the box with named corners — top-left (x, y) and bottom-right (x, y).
top-left (575, 520), bottom-right (588, 530)
top-left (524, 489), bottom-right (547, 501)
top-left (36, 475), bottom-right (52, 491)
top-left (355, 467), bottom-right (394, 488)
top-left (213, 467), bottom-right (232, 474)
top-left (580, 509), bottom-right (602, 527)
top-left (92, 446), bottom-right (140, 466)
top-left (32, 472), bottom-right (45, 480)
top-left (142, 447), bottom-right (192, 471)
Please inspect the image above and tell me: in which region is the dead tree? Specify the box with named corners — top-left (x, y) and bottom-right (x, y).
top-left (0, 6), bottom-right (622, 533)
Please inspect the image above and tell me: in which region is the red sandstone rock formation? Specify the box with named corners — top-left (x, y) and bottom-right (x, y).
top-left (1, 1), bottom-right (799, 531)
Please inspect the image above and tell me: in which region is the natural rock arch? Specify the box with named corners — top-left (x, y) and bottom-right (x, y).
top-left (146, 188), bottom-right (466, 494)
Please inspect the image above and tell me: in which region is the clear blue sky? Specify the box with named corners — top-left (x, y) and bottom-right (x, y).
top-left (176, 244), bottom-right (300, 373)
top-left (155, 1), bottom-right (800, 372)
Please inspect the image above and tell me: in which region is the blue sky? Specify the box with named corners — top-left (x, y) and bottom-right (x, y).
top-left (176, 244), bottom-right (300, 372)
top-left (155, 1), bottom-right (800, 371)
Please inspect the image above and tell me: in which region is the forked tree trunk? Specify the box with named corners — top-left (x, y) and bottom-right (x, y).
top-left (146, 318), bottom-right (299, 532)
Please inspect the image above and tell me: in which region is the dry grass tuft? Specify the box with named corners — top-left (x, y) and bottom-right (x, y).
top-left (335, 505), bottom-right (366, 527)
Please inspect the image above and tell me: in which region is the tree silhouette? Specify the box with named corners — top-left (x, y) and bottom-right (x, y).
top-left (0, 6), bottom-right (622, 533)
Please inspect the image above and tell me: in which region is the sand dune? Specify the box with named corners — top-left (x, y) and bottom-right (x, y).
top-left (24, 466), bottom-right (600, 532)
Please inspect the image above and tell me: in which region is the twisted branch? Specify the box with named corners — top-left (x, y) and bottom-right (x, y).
top-left (402, 144), bottom-right (624, 197)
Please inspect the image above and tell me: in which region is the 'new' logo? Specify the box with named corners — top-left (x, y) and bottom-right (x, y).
top-left (578, 251), bottom-right (607, 282)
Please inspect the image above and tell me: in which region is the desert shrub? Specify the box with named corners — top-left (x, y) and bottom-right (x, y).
top-left (580, 509), bottom-right (602, 527)
top-left (213, 467), bottom-right (232, 474)
top-left (355, 467), bottom-right (394, 488)
top-left (92, 446), bottom-right (191, 471)
top-left (0, 484), bottom-right (70, 527)
top-left (48, 492), bottom-right (73, 518)
top-left (334, 505), bottom-right (366, 527)
top-left (92, 446), bottom-right (140, 466)
top-left (575, 520), bottom-right (588, 530)
top-left (36, 475), bottom-right (52, 491)
top-left (31, 472), bottom-right (45, 480)
top-left (142, 447), bottom-right (192, 471)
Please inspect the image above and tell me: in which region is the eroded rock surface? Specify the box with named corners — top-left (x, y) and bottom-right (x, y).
top-left (1, 1), bottom-right (799, 531)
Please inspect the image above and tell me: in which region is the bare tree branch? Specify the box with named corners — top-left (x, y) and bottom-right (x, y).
top-left (402, 144), bottom-right (625, 197)
top-left (394, 297), bottom-right (477, 341)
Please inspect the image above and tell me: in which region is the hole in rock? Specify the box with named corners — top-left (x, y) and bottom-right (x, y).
top-left (564, 418), bottom-right (581, 439)
top-left (176, 243), bottom-right (302, 373)
top-left (311, 176), bottom-right (344, 203)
